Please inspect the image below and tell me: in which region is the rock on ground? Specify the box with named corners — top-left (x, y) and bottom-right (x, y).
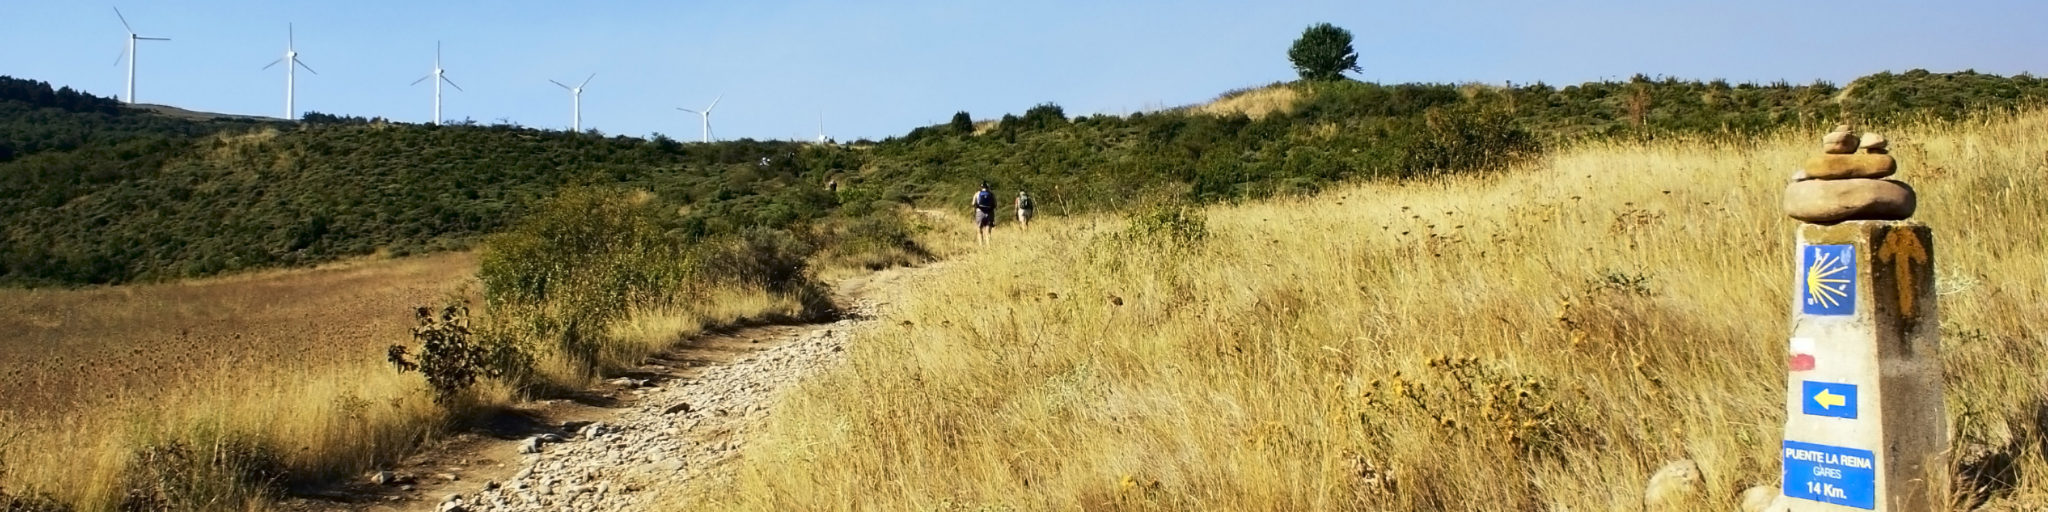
top-left (1641, 459), bottom-right (1703, 510)
top-left (1741, 484), bottom-right (1790, 512)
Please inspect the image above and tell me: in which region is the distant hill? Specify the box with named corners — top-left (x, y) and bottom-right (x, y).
top-left (0, 75), bottom-right (843, 286)
top-left (3, 69), bottom-right (2044, 286)
top-left (133, 103), bottom-right (287, 123)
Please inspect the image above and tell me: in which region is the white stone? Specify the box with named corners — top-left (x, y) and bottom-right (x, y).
top-left (1642, 459), bottom-right (1702, 510)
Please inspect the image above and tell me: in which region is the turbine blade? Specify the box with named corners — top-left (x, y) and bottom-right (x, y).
top-left (295, 59), bottom-right (318, 75)
top-left (550, 79), bottom-right (572, 91)
top-left (436, 40), bottom-right (443, 65)
top-left (410, 75), bottom-right (431, 86)
top-left (114, 47), bottom-right (127, 67)
top-left (114, 7), bottom-right (134, 33)
top-left (678, 108), bottom-right (698, 114)
top-left (288, 23), bottom-right (295, 48)
top-left (706, 94), bottom-right (722, 112)
top-left (262, 58), bottom-right (284, 70)
top-left (137, 37), bottom-right (170, 41)
top-left (579, 73), bottom-right (595, 88)
top-left (441, 75), bottom-right (464, 92)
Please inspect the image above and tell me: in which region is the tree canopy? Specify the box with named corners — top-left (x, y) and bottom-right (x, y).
top-left (1288, 23), bottom-right (1362, 81)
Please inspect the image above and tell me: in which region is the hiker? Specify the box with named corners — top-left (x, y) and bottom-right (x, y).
top-left (1015, 190), bottom-right (1035, 230)
top-left (827, 178), bottom-right (838, 195)
top-left (971, 182), bottom-right (996, 245)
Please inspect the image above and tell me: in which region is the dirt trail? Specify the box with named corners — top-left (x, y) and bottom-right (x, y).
top-left (285, 263), bottom-right (940, 512)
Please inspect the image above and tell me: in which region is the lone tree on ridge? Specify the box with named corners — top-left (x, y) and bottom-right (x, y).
top-left (950, 111), bottom-right (975, 134)
top-left (1288, 23), bottom-right (1362, 81)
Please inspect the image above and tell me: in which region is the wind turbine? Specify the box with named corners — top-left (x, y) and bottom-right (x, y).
top-left (261, 23), bottom-right (318, 120)
top-left (815, 112), bottom-right (828, 144)
top-left (676, 94), bottom-right (722, 143)
top-left (550, 73), bottom-right (595, 132)
top-left (112, 7), bottom-right (170, 105)
top-left (409, 41), bottom-right (463, 125)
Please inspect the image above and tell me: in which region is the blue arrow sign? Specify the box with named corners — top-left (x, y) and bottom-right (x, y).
top-left (1801, 381), bottom-right (1858, 419)
top-left (1783, 440), bottom-right (1877, 509)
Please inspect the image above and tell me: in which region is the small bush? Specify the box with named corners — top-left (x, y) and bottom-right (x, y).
top-left (704, 228), bottom-right (816, 294)
top-left (119, 437), bottom-right (284, 511)
top-left (843, 214), bottom-right (928, 260)
top-left (1121, 203), bottom-right (1209, 249)
top-left (387, 304), bottom-right (526, 404)
top-left (477, 188), bottom-right (693, 378)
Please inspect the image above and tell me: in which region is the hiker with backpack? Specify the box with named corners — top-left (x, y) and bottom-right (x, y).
top-left (971, 182), bottom-right (997, 245)
top-left (1015, 190), bottom-right (1035, 230)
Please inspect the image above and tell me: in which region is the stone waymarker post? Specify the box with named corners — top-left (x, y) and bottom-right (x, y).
top-left (1776, 126), bottom-right (1946, 511)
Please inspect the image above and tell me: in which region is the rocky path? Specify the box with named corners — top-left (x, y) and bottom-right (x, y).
top-left (293, 264), bottom-right (936, 512)
top-left (450, 323), bottom-right (847, 512)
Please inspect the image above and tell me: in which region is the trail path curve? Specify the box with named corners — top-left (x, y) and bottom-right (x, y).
top-left (289, 263), bottom-right (939, 512)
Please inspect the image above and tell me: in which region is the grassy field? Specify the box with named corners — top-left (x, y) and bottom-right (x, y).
top-left (709, 111), bottom-right (2048, 510)
top-left (0, 252), bottom-right (478, 509)
top-left (0, 246), bottom-right (819, 509)
top-left (0, 252), bottom-right (478, 421)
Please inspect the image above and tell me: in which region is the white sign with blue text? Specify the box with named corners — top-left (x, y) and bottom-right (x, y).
top-left (1783, 440), bottom-right (1877, 509)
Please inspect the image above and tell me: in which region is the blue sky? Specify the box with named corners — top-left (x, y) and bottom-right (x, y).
top-left (1, 1), bottom-right (2040, 141)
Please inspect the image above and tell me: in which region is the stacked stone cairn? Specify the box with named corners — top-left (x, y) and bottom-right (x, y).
top-left (1783, 125), bottom-right (1915, 223)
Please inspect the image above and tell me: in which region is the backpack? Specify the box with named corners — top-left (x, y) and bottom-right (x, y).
top-left (1018, 195), bottom-right (1033, 209)
top-left (974, 190), bottom-right (995, 211)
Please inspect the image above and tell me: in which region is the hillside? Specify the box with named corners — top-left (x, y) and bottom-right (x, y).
top-left (0, 76), bottom-right (849, 286)
top-left (808, 69), bottom-right (2048, 223)
top-left (6, 69), bottom-right (2048, 510)
top-left (707, 109), bottom-right (2048, 510)
top-left (5, 69), bottom-right (2048, 286)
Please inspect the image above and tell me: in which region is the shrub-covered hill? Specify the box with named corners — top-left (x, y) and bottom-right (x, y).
top-left (3, 69), bottom-right (2044, 286)
top-left (0, 77), bottom-right (849, 286)
top-left (852, 69), bottom-right (2048, 213)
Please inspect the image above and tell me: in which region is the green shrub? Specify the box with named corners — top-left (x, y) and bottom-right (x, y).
top-left (478, 188), bottom-right (685, 309)
top-left (477, 188), bottom-right (693, 376)
top-left (387, 304), bottom-right (527, 404)
top-left (704, 228), bottom-right (815, 294)
top-left (1121, 202), bottom-right (1209, 249)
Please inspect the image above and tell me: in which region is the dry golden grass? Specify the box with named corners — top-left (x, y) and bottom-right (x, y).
top-left (709, 112), bottom-right (2048, 510)
top-left (0, 252), bottom-right (478, 508)
top-left (0, 252), bottom-right (478, 421)
top-left (1190, 84), bottom-right (1300, 120)
top-left (0, 249), bottom-right (814, 509)
top-left (596, 286), bottom-right (811, 375)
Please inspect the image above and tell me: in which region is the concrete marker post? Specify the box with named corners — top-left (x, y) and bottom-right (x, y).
top-left (1779, 220), bottom-right (1945, 511)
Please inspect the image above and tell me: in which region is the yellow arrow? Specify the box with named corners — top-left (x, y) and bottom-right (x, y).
top-left (1814, 388), bottom-right (1847, 409)
top-left (1876, 228), bottom-right (1929, 319)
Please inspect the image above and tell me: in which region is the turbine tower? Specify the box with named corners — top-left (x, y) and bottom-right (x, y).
top-left (676, 94), bottom-right (722, 143)
top-left (409, 41), bottom-right (463, 125)
top-left (113, 7), bottom-right (170, 105)
top-left (816, 112), bottom-right (828, 144)
top-left (550, 73), bottom-right (595, 132)
top-left (261, 23), bottom-right (318, 120)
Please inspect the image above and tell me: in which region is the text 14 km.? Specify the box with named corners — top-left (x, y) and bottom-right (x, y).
top-left (1806, 481), bottom-right (1851, 501)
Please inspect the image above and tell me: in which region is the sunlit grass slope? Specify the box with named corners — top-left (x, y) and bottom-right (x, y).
top-left (711, 111), bottom-right (2048, 510)
top-left (0, 252), bottom-right (815, 510)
